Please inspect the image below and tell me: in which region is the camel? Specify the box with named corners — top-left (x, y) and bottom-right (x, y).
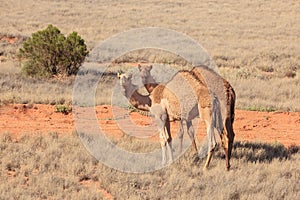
top-left (138, 65), bottom-right (198, 154)
top-left (118, 73), bottom-right (173, 164)
top-left (119, 73), bottom-right (151, 112)
top-left (119, 68), bottom-right (224, 169)
top-left (138, 64), bottom-right (236, 170)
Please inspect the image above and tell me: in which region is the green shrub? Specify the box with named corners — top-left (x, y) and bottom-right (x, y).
top-left (55, 104), bottom-right (72, 114)
top-left (18, 25), bottom-right (88, 78)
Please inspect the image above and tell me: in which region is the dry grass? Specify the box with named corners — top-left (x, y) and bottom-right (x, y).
top-left (0, 64), bottom-right (299, 112)
top-left (1, 0), bottom-right (300, 110)
top-left (0, 63), bottom-right (74, 105)
top-left (0, 62), bottom-right (119, 106)
top-left (1, 61), bottom-right (299, 111)
top-left (1, 0), bottom-right (300, 65)
top-left (1, 0), bottom-right (299, 54)
top-left (229, 77), bottom-right (300, 111)
top-left (0, 132), bottom-right (299, 199)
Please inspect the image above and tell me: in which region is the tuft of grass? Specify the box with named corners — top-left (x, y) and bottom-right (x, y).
top-left (245, 106), bottom-right (276, 112)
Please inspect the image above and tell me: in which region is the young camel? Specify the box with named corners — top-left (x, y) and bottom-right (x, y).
top-left (138, 64), bottom-right (236, 170)
top-left (118, 73), bottom-right (173, 164)
top-left (119, 69), bottom-right (224, 169)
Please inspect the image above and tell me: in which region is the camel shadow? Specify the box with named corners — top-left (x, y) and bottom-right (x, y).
top-left (225, 141), bottom-right (300, 163)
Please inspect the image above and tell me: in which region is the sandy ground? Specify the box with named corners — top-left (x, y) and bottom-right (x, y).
top-left (0, 104), bottom-right (299, 147)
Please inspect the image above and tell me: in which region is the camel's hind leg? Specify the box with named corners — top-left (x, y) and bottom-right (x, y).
top-left (203, 121), bottom-right (217, 170)
top-left (203, 122), bottom-right (232, 170)
top-left (186, 120), bottom-right (198, 154)
top-left (219, 129), bottom-right (230, 170)
top-left (177, 121), bottom-right (184, 154)
top-left (220, 118), bottom-right (235, 170)
top-left (204, 149), bottom-right (214, 170)
top-left (200, 106), bottom-right (217, 170)
top-left (177, 120), bottom-right (197, 156)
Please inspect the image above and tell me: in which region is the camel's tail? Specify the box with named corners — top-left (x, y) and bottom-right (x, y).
top-left (212, 94), bottom-right (224, 134)
top-left (230, 88), bottom-right (236, 124)
top-left (198, 94), bottom-right (223, 158)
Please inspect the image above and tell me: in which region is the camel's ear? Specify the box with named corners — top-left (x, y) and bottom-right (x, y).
top-left (117, 70), bottom-right (125, 79)
top-left (138, 64), bottom-right (142, 71)
top-left (117, 72), bottom-right (122, 79)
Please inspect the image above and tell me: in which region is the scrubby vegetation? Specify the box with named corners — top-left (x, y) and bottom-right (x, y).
top-left (55, 104), bottom-right (72, 114)
top-left (18, 25), bottom-right (88, 78)
top-left (0, 133), bottom-right (299, 199)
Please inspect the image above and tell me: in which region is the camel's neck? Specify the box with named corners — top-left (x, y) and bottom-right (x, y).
top-left (124, 85), bottom-right (152, 111)
top-left (145, 83), bottom-right (158, 93)
top-left (143, 76), bottom-right (158, 93)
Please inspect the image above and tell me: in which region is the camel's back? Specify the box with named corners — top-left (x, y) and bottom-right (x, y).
top-left (151, 69), bottom-right (213, 120)
top-left (186, 69), bottom-right (213, 108)
top-left (195, 66), bottom-right (235, 120)
top-left (151, 71), bottom-right (199, 120)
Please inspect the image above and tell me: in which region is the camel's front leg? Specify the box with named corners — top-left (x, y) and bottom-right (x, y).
top-left (159, 137), bottom-right (167, 165)
top-left (155, 110), bottom-right (172, 165)
top-left (159, 125), bottom-right (172, 165)
top-left (151, 104), bottom-right (173, 165)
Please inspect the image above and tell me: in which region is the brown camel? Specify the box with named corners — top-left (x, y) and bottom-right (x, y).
top-left (119, 68), bottom-right (224, 169)
top-left (118, 73), bottom-right (173, 164)
top-left (138, 64), bottom-right (236, 170)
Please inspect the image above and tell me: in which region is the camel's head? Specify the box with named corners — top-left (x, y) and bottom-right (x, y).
top-left (118, 72), bottom-right (132, 86)
top-left (118, 72), bottom-right (134, 95)
top-left (138, 64), bottom-right (153, 84)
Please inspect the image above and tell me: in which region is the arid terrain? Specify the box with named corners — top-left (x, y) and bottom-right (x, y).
top-left (1, 104), bottom-right (299, 147)
top-left (1, 0), bottom-right (300, 199)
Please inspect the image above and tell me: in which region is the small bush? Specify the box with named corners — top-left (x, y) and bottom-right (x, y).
top-left (18, 25), bottom-right (88, 78)
top-left (55, 104), bottom-right (72, 114)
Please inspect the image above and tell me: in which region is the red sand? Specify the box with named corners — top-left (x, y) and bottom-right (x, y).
top-left (1, 104), bottom-right (299, 147)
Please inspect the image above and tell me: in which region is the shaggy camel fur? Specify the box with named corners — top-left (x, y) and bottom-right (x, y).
top-left (138, 64), bottom-right (236, 170)
top-left (119, 68), bottom-right (224, 169)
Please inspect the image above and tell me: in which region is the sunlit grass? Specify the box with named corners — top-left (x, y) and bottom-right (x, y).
top-left (0, 132), bottom-right (299, 199)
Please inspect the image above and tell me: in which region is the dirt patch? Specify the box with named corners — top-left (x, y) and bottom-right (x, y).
top-left (0, 34), bottom-right (19, 44)
top-left (0, 104), bottom-right (299, 147)
top-left (80, 179), bottom-right (113, 200)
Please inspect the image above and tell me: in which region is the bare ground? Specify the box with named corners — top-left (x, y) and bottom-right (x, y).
top-left (1, 104), bottom-right (299, 147)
